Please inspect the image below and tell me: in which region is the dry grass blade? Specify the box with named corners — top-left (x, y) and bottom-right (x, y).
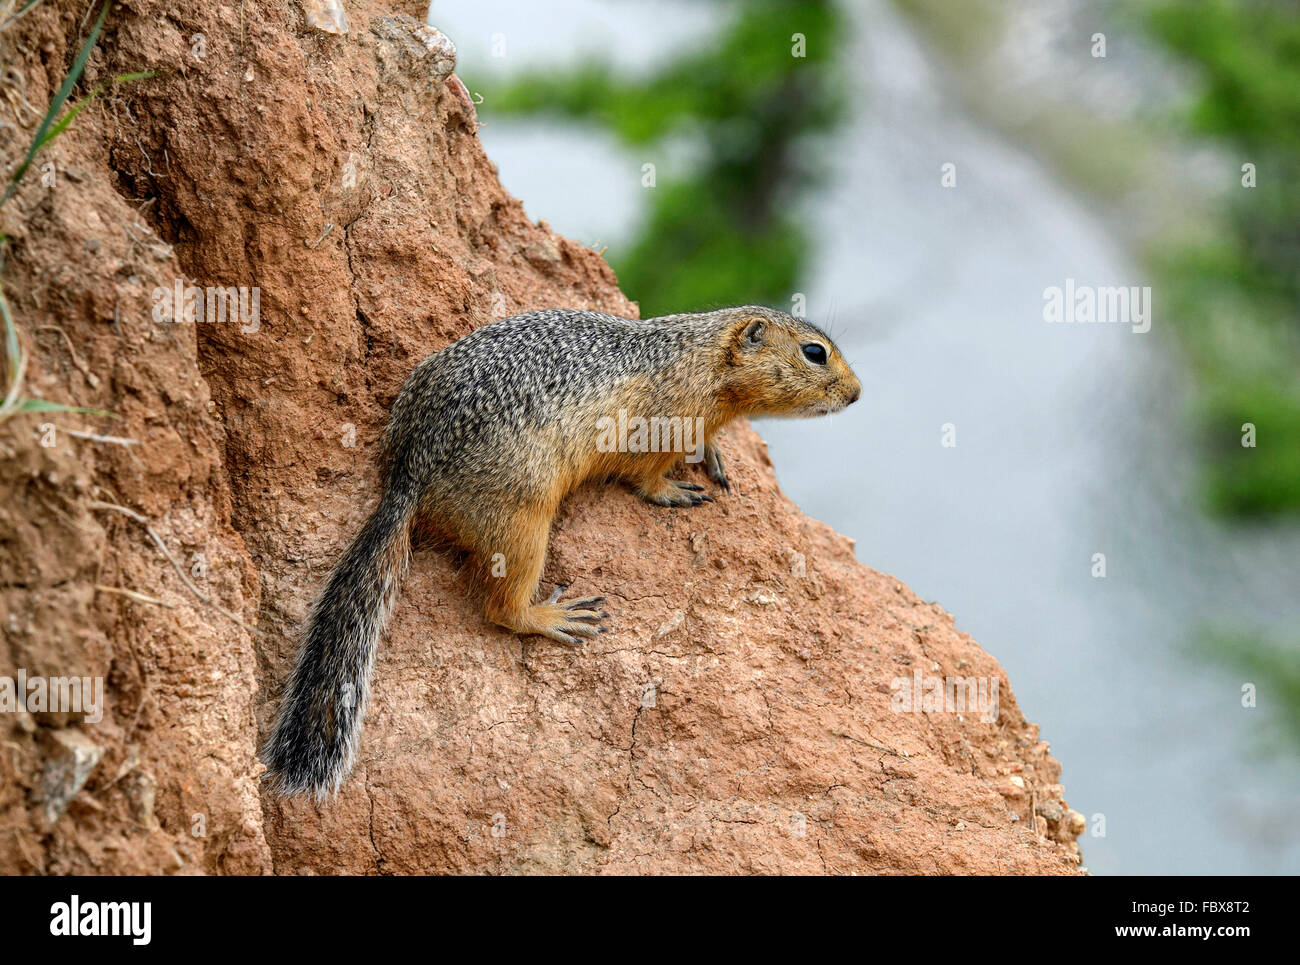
top-left (89, 500), bottom-right (264, 637)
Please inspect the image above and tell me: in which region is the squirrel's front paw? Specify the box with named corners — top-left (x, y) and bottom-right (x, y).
top-left (639, 476), bottom-right (716, 508)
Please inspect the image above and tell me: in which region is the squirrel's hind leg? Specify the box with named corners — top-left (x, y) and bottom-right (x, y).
top-left (481, 504), bottom-right (608, 646)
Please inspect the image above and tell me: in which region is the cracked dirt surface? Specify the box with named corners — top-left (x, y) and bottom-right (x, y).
top-left (0, 2), bottom-right (1082, 874)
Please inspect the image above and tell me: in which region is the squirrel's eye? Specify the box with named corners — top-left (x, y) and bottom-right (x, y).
top-left (801, 343), bottom-right (828, 365)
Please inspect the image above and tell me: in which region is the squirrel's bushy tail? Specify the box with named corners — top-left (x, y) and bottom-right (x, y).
top-left (262, 488), bottom-right (416, 800)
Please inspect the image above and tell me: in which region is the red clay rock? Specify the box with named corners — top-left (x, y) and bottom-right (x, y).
top-left (0, 1), bottom-right (1081, 874)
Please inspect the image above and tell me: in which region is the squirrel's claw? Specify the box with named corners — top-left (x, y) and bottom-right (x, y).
top-left (546, 629), bottom-right (583, 646)
top-left (703, 443), bottom-right (730, 492)
top-left (558, 615), bottom-right (602, 638)
top-left (641, 478), bottom-right (718, 508)
top-left (536, 616), bottom-right (601, 645)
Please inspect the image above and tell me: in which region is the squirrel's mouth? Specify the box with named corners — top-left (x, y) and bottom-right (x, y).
top-left (774, 393), bottom-right (858, 419)
top-left (823, 390), bottom-right (861, 414)
top-left (798, 401), bottom-right (847, 418)
top-left (816, 395), bottom-right (859, 417)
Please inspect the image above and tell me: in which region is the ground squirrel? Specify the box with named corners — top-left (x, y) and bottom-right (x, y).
top-left (263, 305), bottom-right (861, 799)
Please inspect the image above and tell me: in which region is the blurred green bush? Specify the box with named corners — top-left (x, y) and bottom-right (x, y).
top-left (483, 0), bottom-right (844, 319)
top-left (1141, 0), bottom-right (1300, 516)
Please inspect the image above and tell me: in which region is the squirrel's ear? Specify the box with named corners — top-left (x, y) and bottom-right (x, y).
top-left (738, 318), bottom-right (765, 349)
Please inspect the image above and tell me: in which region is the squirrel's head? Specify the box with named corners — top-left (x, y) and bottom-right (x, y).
top-left (717, 307), bottom-right (861, 419)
